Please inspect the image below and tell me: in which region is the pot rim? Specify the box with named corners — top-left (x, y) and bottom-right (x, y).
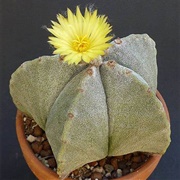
top-left (16, 90), bottom-right (170, 180)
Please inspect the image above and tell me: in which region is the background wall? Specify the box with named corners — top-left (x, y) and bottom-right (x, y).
top-left (1, 0), bottom-right (179, 179)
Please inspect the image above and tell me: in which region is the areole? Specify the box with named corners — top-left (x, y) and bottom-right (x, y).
top-left (16, 91), bottom-right (170, 180)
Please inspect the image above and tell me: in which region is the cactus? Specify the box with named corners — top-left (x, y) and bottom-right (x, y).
top-left (10, 34), bottom-right (170, 178)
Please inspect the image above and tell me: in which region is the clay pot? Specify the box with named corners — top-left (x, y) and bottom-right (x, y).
top-left (16, 91), bottom-right (170, 180)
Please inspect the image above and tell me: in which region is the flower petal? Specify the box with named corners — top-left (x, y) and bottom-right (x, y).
top-left (47, 6), bottom-right (113, 65)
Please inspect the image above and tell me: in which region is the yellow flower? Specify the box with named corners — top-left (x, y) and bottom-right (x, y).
top-left (48, 6), bottom-right (112, 65)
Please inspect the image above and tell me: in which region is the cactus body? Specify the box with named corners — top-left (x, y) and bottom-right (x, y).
top-left (46, 66), bottom-right (109, 177)
top-left (104, 34), bottom-right (157, 93)
top-left (10, 34), bottom-right (170, 177)
top-left (100, 61), bottom-right (170, 156)
top-left (10, 55), bottom-right (87, 129)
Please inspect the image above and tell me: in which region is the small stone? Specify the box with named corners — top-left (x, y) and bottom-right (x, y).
top-left (126, 161), bottom-right (132, 166)
top-left (117, 169), bottom-right (122, 178)
top-left (104, 164), bottom-right (114, 173)
top-left (85, 164), bottom-right (90, 169)
top-left (45, 163), bottom-right (49, 167)
top-left (71, 173), bottom-right (74, 178)
top-left (89, 161), bottom-right (98, 167)
top-left (105, 157), bottom-right (111, 164)
top-left (105, 172), bottom-right (111, 178)
top-left (111, 170), bottom-right (117, 178)
top-left (132, 156), bottom-right (142, 163)
top-left (48, 158), bottom-right (57, 168)
top-left (93, 167), bottom-right (105, 174)
top-left (23, 116), bottom-right (27, 122)
top-left (124, 153), bottom-right (132, 160)
top-left (79, 166), bottom-right (89, 176)
top-left (26, 118), bottom-right (31, 126)
top-left (110, 158), bottom-right (118, 170)
top-left (53, 168), bottom-right (57, 172)
top-left (102, 177), bottom-right (108, 180)
top-left (40, 158), bottom-right (48, 167)
top-left (118, 160), bottom-right (127, 169)
top-left (25, 127), bottom-right (34, 135)
top-left (122, 168), bottom-right (130, 176)
top-left (42, 133), bottom-right (47, 140)
top-left (31, 141), bottom-right (43, 154)
top-left (43, 160), bottom-right (47, 166)
top-left (42, 140), bottom-right (51, 150)
top-left (141, 154), bottom-right (148, 161)
top-left (99, 158), bottom-right (106, 167)
top-left (32, 124), bottom-right (38, 129)
top-left (40, 149), bottom-right (53, 157)
top-left (36, 137), bottom-right (44, 142)
top-left (72, 169), bottom-right (79, 176)
top-left (84, 170), bottom-right (92, 178)
top-left (131, 162), bottom-right (139, 169)
top-left (33, 126), bottom-right (44, 136)
top-left (91, 172), bottom-right (102, 180)
top-left (26, 135), bottom-right (37, 143)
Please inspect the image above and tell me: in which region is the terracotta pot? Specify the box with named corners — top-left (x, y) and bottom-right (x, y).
top-left (16, 91), bottom-right (170, 180)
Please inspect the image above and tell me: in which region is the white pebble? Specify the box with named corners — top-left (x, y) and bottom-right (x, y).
top-left (71, 173), bottom-right (74, 178)
top-left (45, 164), bottom-right (49, 167)
top-left (26, 135), bottom-right (37, 142)
top-left (53, 168), bottom-right (57, 172)
top-left (93, 166), bottom-right (104, 174)
top-left (85, 164), bottom-right (90, 169)
top-left (117, 169), bottom-right (122, 178)
top-left (105, 172), bottom-right (111, 177)
top-left (36, 137), bottom-right (45, 142)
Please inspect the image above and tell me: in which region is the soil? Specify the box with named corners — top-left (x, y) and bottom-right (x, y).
top-left (23, 115), bottom-right (151, 180)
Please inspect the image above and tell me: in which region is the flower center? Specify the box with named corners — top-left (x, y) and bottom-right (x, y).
top-left (72, 36), bottom-right (90, 53)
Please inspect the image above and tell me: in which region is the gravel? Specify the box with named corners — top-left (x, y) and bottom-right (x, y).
top-left (23, 115), bottom-right (151, 180)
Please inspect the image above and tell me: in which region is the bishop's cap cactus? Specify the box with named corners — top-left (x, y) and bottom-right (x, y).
top-left (10, 6), bottom-right (170, 178)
